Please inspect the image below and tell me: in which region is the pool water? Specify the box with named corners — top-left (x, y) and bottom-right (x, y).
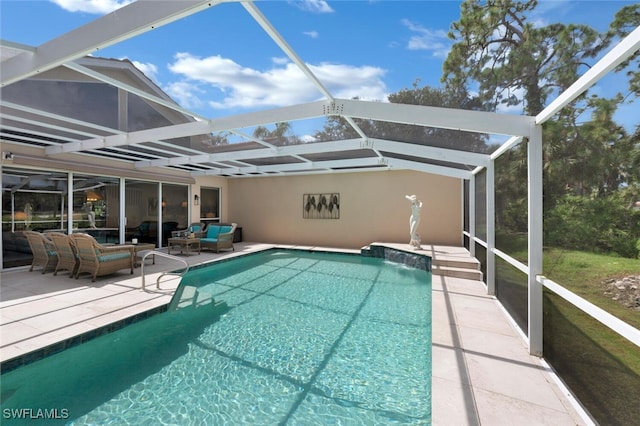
top-left (1, 250), bottom-right (432, 425)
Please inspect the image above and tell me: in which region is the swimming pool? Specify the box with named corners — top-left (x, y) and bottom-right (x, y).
top-left (1, 249), bottom-right (432, 424)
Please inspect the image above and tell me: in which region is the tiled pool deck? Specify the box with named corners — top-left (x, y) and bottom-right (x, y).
top-left (0, 242), bottom-right (592, 425)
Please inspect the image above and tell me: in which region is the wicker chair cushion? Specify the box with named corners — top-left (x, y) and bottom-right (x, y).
top-left (97, 252), bottom-right (131, 262)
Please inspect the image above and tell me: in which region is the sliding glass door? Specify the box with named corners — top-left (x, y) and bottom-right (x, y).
top-left (2, 167), bottom-right (190, 268)
top-left (2, 167), bottom-right (68, 268)
top-left (124, 180), bottom-right (188, 247)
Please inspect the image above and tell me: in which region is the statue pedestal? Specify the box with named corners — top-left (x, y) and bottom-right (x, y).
top-left (409, 234), bottom-right (422, 250)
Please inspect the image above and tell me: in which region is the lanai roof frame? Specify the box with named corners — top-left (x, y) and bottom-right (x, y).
top-left (1, 1), bottom-right (639, 357)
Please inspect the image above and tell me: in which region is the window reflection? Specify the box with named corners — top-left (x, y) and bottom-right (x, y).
top-left (200, 187), bottom-right (220, 224)
top-left (162, 183), bottom-right (188, 236)
top-left (2, 167), bottom-right (189, 268)
top-left (125, 180), bottom-right (159, 246)
top-left (125, 181), bottom-right (188, 246)
top-left (72, 175), bottom-right (120, 243)
top-left (2, 168), bottom-right (68, 268)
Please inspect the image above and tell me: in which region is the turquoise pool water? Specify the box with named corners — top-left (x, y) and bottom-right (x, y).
top-left (1, 250), bottom-right (432, 425)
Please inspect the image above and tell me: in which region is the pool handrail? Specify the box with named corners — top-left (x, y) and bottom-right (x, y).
top-left (140, 250), bottom-right (190, 290)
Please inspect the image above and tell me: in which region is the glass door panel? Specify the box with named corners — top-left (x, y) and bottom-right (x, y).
top-left (2, 167), bottom-right (68, 268)
top-left (125, 180), bottom-right (159, 246)
top-left (72, 175), bottom-right (120, 243)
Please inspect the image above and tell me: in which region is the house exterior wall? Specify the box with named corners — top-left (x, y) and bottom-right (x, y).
top-left (2, 144), bottom-right (461, 250)
top-left (227, 170), bottom-right (462, 249)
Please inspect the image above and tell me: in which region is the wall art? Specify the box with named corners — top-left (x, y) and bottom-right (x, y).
top-left (303, 193), bottom-right (340, 219)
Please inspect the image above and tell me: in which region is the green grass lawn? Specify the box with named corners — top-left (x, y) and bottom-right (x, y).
top-left (543, 248), bottom-right (639, 330)
top-left (494, 235), bottom-right (639, 424)
top-left (496, 233), bottom-right (639, 364)
top-left (497, 232), bottom-right (639, 329)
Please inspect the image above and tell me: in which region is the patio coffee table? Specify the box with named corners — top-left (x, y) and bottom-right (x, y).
top-left (168, 237), bottom-right (201, 256)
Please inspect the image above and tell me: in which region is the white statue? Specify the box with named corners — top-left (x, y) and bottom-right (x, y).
top-left (405, 194), bottom-right (423, 249)
top-left (87, 210), bottom-right (96, 229)
top-left (85, 203), bottom-right (97, 229)
top-left (24, 202), bottom-right (33, 229)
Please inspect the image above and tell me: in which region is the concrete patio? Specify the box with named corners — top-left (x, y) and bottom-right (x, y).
top-left (0, 242), bottom-right (591, 425)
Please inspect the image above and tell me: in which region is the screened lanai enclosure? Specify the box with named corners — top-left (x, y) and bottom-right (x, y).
top-left (1, 1), bottom-right (639, 424)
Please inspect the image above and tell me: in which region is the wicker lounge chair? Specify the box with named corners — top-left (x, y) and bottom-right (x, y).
top-left (23, 230), bottom-right (58, 273)
top-left (48, 232), bottom-right (79, 277)
top-left (171, 222), bottom-right (206, 238)
top-left (200, 223), bottom-right (236, 253)
top-left (70, 233), bottom-right (135, 282)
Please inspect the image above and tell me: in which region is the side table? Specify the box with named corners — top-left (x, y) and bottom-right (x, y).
top-left (168, 237), bottom-right (201, 256)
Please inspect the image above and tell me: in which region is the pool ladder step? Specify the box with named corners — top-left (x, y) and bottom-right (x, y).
top-left (140, 250), bottom-right (190, 290)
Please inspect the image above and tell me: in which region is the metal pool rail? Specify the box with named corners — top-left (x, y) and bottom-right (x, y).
top-left (140, 250), bottom-right (190, 290)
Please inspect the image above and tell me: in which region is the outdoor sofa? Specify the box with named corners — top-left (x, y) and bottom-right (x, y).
top-left (2, 231), bottom-right (33, 268)
top-left (200, 223), bottom-right (237, 253)
top-left (70, 233), bottom-right (135, 282)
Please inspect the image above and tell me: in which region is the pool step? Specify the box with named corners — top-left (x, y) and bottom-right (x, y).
top-left (362, 243), bottom-right (483, 281)
top-left (426, 247), bottom-right (483, 281)
top-left (431, 263), bottom-right (483, 281)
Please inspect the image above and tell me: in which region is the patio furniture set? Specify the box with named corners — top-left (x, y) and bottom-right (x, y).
top-left (24, 231), bottom-right (135, 282)
top-left (22, 222), bottom-right (237, 281)
top-left (168, 222), bottom-right (237, 255)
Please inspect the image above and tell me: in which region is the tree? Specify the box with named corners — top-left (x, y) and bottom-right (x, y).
top-left (380, 82), bottom-right (490, 153)
top-left (443, 0), bottom-right (602, 116)
top-left (313, 115), bottom-right (360, 142)
top-left (606, 4), bottom-right (640, 97)
top-left (442, 0), bottom-right (640, 254)
top-left (535, 95), bottom-right (634, 201)
top-left (196, 131), bottom-right (229, 150)
top-left (313, 97), bottom-right (377, 142)
top-left (252, 122), bottom-right (298, 146)
top-left (575, 96), bottom-right (635, 197)
top-left (314, 85), bottom-right (491, 156)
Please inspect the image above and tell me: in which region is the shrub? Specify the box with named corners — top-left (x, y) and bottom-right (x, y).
top-left (545, 195), bottom-right (640, 258)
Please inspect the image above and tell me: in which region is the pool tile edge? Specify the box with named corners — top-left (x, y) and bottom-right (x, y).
top-left (1, 305), bottom-right (167, 374)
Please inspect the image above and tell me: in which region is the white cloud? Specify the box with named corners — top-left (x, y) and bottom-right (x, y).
top-left (402, 19), bottom-right (451, 58)
top-left (531, 1), bottom-right (573, 28)
top-left (309, 62), bottom-right (388, 101)
top-left (130, 60), bottom-right (159, 83)
top-left (495, 86), bottom-right (526, 115)
top-left (163, 81), bottom-right (205, 110)
top-left (291, 0), bottom-right (334, 14)
top-left (50, 0), bottom-right (134, 14)
top-left (304, 30), bottom-right (319, 39)
top-left (167, 52), bottom-right (387, 110)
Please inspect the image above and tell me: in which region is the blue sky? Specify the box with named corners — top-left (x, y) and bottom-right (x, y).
top-left (1, 0), bottom-right (636, 137)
